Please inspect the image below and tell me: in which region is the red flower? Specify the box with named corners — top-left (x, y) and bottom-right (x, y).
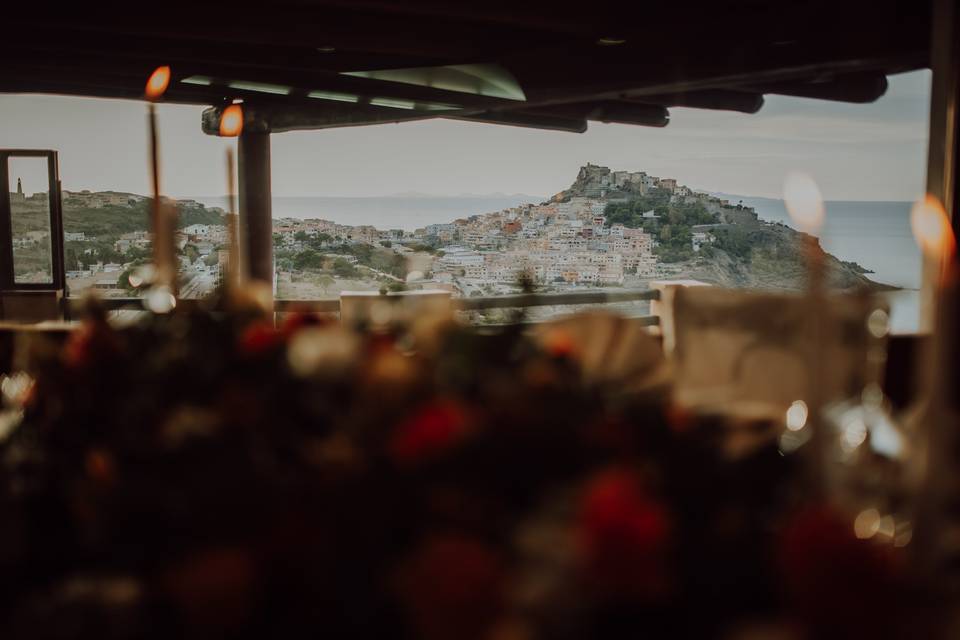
top-left (279, 310), bottom-right (328, 338)
top-left (389, 401), bottom-right (468, 466)
top-left (85, 448), bottom-right (116, 488)
top-left (160, 546), bottom-right (258, 632)
top-left (542, 328), bottom-right (577, 359)
top-left (63, 319), bottom-right (117, 370)
top-left (238, 322), bottom-right (284, 356)
top-left (664, 403), bottom-right (695, 434)
top-left (578, 468), bottom-right (671, 598)
top-left (778, 505), bottom-right (904, 636)
top-left (397, 534), bottom-right (505, 640)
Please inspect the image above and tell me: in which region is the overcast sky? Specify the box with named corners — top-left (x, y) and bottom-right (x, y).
top-left (0, 70), bottom-right (931, 202)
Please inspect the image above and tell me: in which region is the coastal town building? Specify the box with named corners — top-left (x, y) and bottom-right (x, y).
top-left (56, 167), bottom-right (752, 299)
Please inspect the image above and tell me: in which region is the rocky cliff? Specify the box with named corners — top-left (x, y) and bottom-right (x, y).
top-left (560, 164), bottom-right (889, 292)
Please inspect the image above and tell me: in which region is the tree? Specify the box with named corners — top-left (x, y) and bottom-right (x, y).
top-left (317, 274), bottom-right (335, 294)
top-left (294, 230), bottom-right (310, 242)
top-left (333, 258), bottom-right (358, 278)
top-left (294, 249), bottom-right (325, 270)
top-left (182, 244), bottom-right (200, 264)
top-left (379, 240), bottom-right (392, 248)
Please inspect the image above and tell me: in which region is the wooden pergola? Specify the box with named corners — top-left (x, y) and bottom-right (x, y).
top-left (1, 0), bottom-right (956, 299)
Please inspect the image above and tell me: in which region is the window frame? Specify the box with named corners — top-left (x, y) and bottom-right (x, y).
top-left (0, 149), bottom-right (65, 292)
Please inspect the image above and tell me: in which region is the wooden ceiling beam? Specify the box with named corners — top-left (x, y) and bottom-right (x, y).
top-left (447, 111), bottom-right (588, 134)
top-left (0, 0), bottom-right (930, 135)
top-left (739, 72), bottom-right (890, 103)
top-left (507, 34), bottom-right (925, 106)
top-left (0, 53), bottom-right (512, 111)
top-left (201, 101), bottom-right (447, 134)
top-left (519, 101), bottom-right (670, 127)
top-left (626, 89), bottom-right (764, 114)
top-left (4, 8), bottom-right (558, 62)
top-left (0, 31), bottom-right (444, 74)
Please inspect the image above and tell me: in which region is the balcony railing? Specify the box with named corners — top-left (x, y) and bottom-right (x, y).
top-left (65, 288), bottom-right (661, 325)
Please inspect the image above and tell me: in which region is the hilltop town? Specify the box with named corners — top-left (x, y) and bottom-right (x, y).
top-left (267, 164), bottom-right (762, 299)
top-left (8, 164), bottom-right (880, 305)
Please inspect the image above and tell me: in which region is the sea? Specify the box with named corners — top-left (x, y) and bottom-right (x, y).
top-left (735, 196), bottom-right (921, 334)
top-left (194, 193), bottom-right (923, 333)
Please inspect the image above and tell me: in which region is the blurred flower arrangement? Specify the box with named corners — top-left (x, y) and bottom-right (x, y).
top-left (0, 304), bottom-right (924, 639)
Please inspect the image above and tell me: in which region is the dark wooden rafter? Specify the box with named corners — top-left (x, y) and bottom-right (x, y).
top-left (626, 90), bottom-right (764, 114)
top-left (738, 72), bottom-right (890, 103)
top-left (513, 102), bottom-right (670, 127)
top-left (448, 111), bottom-right (589, 134)
top-left (0, 0), bottom-right (931, 134)
top-left (201, 102), bottom-right (451, 134)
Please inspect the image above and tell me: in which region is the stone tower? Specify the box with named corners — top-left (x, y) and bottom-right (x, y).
top-left (10, 177), bottom-right (25, 203)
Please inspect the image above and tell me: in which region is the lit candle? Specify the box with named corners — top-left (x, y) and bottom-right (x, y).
top-left (144, 65), bottom-right (176, 299)
top-left (909, 194), bottom-right (957, 575)
top-left (783, 171), bottom-right (827, 493)
top-left (219, 104), bottom-right (244, 293)
top-left (911, 195), bottom-right (956, 290)
top-left (910, 195), bottom-right (956, 404)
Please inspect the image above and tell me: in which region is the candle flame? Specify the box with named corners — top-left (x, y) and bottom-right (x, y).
top-left (219, 104), bottom-right (244, 137)
top-left (783, 172), bottom-right (825, 233)
top-left (145, 66), bottom-right (171, 101)
top-left (911, 195), bottom-right (956, 260)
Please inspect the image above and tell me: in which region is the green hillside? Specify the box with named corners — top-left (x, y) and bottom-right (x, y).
top-left (64, 200), bottom-right (225, 236)
top-left (9, 195), bottom-right (225, 277)
top-left (604, 195), bottom-right (719, 263)
top-left (11, 198), bottom-right (225, 237)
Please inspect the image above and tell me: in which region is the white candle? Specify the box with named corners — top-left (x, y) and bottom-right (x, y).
top-left (219, 104), bottom-right (244, 293)
top-left (783, 171), bottom-right (827, 494)
top-left (911, 195), bottom-right (955, 290)
top-left (144, 66), bottom-right (176, 298)
top-left (909, 195), bottom-right (957, 575)
top-left (910, 195), bottom-right (956, 407)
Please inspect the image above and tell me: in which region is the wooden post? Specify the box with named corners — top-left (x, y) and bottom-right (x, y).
top-left (913, 0), bottom-right (960, 595)
top-left (238, 131), bottom-right (274, 298)
top-left (924, 0), bottom-right (960, 323)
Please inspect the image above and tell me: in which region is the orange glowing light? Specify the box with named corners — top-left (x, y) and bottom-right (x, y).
top-left (783, 171), bottom-right (825, 233)
top-left (219, 104), bottom-right (244, 137)
top-left (145, 66), bottom-right (171, 100)
top-left (911, 195), bottom-right (956, 260)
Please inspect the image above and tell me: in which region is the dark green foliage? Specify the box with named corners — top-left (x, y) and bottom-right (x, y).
top-left (58, 200), bottom-right (225, 240)
top-left (325, 243), bottom-right (407, 277)
top-left (64, 239), bottom-right (127, 267)
top-left (711, 226), bottom-right (756, 260)
top-left (332, 257), bottom-right (358, 277)
top-left (293, 250), bottom-right (326, 270)
top-left (406, 241), bottom-right (438, 254)
top-left (182, 244), bottom-right (200, 264)
top-left (605, 196), bottom-right (720, 264)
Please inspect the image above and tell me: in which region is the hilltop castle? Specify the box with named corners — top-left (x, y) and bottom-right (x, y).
top-left (10, 178), bottom-right (24, 203)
